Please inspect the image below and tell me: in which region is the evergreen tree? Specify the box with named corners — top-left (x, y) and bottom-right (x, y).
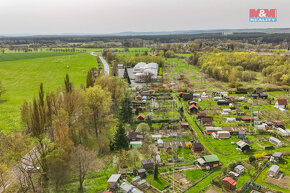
top-left (64, 73), bottom-right (72, 93)
top-left (154, 164), bottom-right (158, 179)
top-left (113, 124), bottom-right (129, 151)
top-left (123, 67), bottom-right (131, 84)
top-left (119, 92), bottom-right (133, 124)
top-left (86, 70), bottom-right (95, 88)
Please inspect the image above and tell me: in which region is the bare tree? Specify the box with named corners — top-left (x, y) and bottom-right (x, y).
top-left (71, 145), bottom-right (96, 192)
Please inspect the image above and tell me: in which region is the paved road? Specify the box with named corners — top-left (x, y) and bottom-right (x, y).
top-left (90, 52), bottom-right (110, 76)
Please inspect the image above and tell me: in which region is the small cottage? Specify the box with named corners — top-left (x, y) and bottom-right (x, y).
top-left (201, 117), bottom-right (213, 126)
top-left (180, 122), bottom-right (189, 129)
top-left (202, 155), bottom-right (220, 168)
top-left (236, 140), bottom-right (250, 152)
top-left (130, 141), bottom-right (142, 148)
top-left (228, 171), bottom-right (239, 180)
top-left (197, 112), bottom-right (206, 120)
top-left (183, 93), bottom-right (194, 101)
top-left (267, 165), bottom-right (280, 178)
top-left (133, 168), bottom-right (146, 177)
top-left (189, 104), bottom-right (199, 113)
top-left (238, 131), bottom-right (246, 139)
top-left (107, 174), bottom-right (121, 189)
top-left (141, 159), bottom-right (154, 169)
top-left (205, 127), bottom-right (222, 134)
top-left (272, 121), bottom-right (285, 128)
top-left (234, 165), bottom-right (245, 175)
top-left (226, 118), bottom-right (236, 123)
top-left (192, 142), bottom-right (203, 152)
top-left (276, 127), bottom-right (289, 137)
top-left (129, 131), bottom-right (144, 141)
top-left (271, 152), bottom-right (283, 162)
top-left (137, 114), bottom-right (145, 120)
top-left (275, 99), bottom-right (287, 109)
top-left (222, 177), bottom-right (236, 190)
top-left (157, 139), bottom-right (164, 147)
top-left (269, 137), bottom-right (283, 147)
top-left (217, 131), bottom-right (231, 139)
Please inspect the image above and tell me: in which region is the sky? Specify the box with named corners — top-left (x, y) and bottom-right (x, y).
top-left (0, 0), bottom-right (289, 35)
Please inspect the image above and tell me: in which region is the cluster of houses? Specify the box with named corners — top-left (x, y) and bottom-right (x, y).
top-left (222, 165), bottom-right (245, 190)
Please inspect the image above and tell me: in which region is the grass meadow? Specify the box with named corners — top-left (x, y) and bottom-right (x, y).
top-left (0, 52), bottom-right (97, 132)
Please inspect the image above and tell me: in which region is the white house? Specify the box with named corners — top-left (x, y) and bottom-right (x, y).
top-left (213, 97), bottom-right (222, 101)
top-left (234, 165), bottom-right (245, 175)
top-left (255, 124), bottom-right (268, 130)
top-left (226, 118), bottom-right (236, 122)
top-left (276, 127), bottom-right (289, 137)
top-left (274, 99), bottom-right (287, 109)
top-left (267, 165), bottom-right (280, 178)
top-left (269, 137), bottom-right (283, 147)
top-left (157, 139), bottom-right (164, 147)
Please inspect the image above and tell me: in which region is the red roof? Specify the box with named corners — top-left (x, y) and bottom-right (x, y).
top-left (149, 89), bottom-right (155, 92)
top-left (178, 92), bottom-right (184, 95)
top-left (137, 114), bottom-right (145, 119)
top-left (138, 106), bottom-right (143, 109)
top-left (242, 117), bottom-right (252, 121)
top-left (189, 104), bottom-right (199, 110)
top-left (223, 177), bottom-right (236, 186)
top-left (136, 95), bottom-right (142, 98)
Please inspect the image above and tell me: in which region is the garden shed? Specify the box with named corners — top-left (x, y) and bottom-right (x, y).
top-left (267, 165), bottom-right (280, 178)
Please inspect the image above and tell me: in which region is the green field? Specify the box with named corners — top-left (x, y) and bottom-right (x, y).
top-left (0, 52), bottom-right (97, 132)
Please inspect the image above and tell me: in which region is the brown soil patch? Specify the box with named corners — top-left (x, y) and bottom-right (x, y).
top-left (265, 175), bottom-right (290, 189)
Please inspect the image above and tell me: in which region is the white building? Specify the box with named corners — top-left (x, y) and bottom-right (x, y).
top-left (276, 128), bottom-right (289, 137)
top-left (267, 165), bottom-right (280, 178)
top-left (226, 118), bottom-right (236, 122)
top-left (133, 62), bottom-right (159, 83)
top-left (269, 137), bottom-right (283, 147)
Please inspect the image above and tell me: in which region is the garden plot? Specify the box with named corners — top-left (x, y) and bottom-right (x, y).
top-left (264, 175), bottom-right (290, 189)
top-left (161, 172), bottom-right (194, 192)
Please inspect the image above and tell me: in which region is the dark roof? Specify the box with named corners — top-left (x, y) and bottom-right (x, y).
top-left (193, 143), bottom-right (203, 148)
top-left (254, 88), bottom-right (263, 94)
top-left (183, 93), bottom-right (193, 100)
top-left (277, 99), bottom-right (287, 105)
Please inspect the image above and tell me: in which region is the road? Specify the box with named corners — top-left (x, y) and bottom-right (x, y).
top-left (90, 52), bottom-right (110, 76)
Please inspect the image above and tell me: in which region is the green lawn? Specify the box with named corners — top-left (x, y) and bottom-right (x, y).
top-left (146, 174), bottom-right (171, 190)
top-left (0, 52), bottom-right (97, 132)
top-left (183, 169), bottom-right (207, 182)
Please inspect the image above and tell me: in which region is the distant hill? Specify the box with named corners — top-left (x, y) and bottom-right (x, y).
top-left (1, 28), bottom-right (290, 37)
top-left (102, 28), bottom-right (290, 36)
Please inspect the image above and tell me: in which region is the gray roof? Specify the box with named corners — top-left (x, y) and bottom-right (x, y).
top-left (236, 140), bottom-right (249, 148)
top-left (131, 176), bottom-right (141, 182)
top-left (138, 169), bottom-right (146, 173)
top-left (234, 165), bottom-right (244, 171)
top-left (197, 158), bottom-right (206, 165)
top-left (142, 159), bottom-right (154, 165)
top-left (120, 182), bottom-right (143, 193)
top-left (268, 165), bottom-right (280, 173)
top-left (107, 174), bottom-right (121, 183)
top-left (229, 171), bottom-right (239, 177)
top-left (272, 152), bottom-right (283, 158)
